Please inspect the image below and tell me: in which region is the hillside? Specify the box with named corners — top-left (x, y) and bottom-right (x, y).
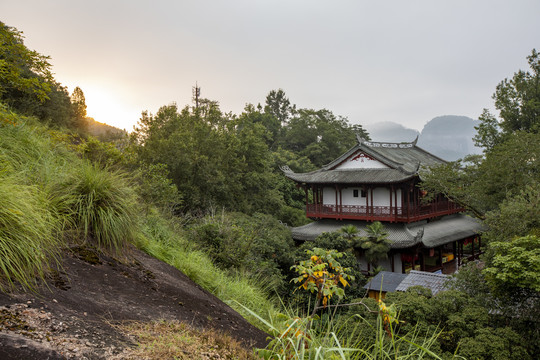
top-left (0, 246), bottom-right (268, 359)
top-left (86, 118), bottom-right (127, 141)
top-left (0, 108), bottom-right (270, 359)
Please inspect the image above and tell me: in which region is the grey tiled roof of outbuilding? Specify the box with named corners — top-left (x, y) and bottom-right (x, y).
top-left (363, 271), bottom-right (408, 293)
top-left (290, 214), bottom-right (483, 249)
top-left (395, 270), bottom-right (451, 295)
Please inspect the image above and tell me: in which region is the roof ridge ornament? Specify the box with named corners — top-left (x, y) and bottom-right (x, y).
top-left (356, 133), bottom-right (368, 144)
top-left (404, 225), bottom-right (425, 242)
top-left (414, 227), bottom-right (424, 241)
top-left (279, 165), bottom-right (293, 173)
top-left (358, 135), bottom-right (419, 149)
top-left (399, 160), bottom-right (421, 175)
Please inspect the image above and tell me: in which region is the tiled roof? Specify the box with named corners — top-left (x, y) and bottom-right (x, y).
top-left (291, 219), bottom-right (422, 249)
top-left (363, 271), bottom-right (407, 293)
top-left (281, 168), bottom-right (415, 184)
top-left (395, 270), bottom-right (450, 295)
top-left (281, 136), bottom-right (446, 185)
top-left (408, 214), bottom-right (484, 248)
top-left (364, 270), bottom-right (451, 296)
top-left (290, 215), bottom-right (483, 249)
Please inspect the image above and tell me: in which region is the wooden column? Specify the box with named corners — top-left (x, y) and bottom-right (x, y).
top-left (389, 186), bottom-right (393, 219)
top-left (370, 187), bottom-right (374, 217)
top-left (413, 186), bottom-right (417, 218)
top-left (394, 186), bottom-right (398, 220)
top-left (318, 186), bottom-right (322, 214)
top-left (407, 185), bottom-right (411, 221)
top-left (457, 240), bottom-right (462, 268)
top-left (452, 241), bottom-right (457, 270)
top-left (365, 186), bottom-right (369, 216)
top-left (339, 187), bottom-right (343, 216)
top-left (335, 185), bottom-right (339, 216)
top-left (313, 185), bottom-right (317, 214)
top-left (390, 253), bottom-right (395, 272)
top-left (314, 185), bottom-right (319, 215)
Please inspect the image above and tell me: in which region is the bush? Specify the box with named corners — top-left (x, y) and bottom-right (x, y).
top-left (188, 212), bottom-right (295, 294)
top-left (56, 162), bottom-right (140, 251)
top-left (77, 136), bottom-right (126, 169)
top-left (134, 163), bottom-right (182, 214)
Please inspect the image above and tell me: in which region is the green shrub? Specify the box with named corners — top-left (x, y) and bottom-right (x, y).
top-left (56, 162), bottom-right (140, 251)
top-left (134, 163), bottom-right (182, 214)
top-left (77, 136), bottom-right (126, 169)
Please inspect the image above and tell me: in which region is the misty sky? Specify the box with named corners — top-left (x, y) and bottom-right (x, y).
top-left (1, 0), bottom-right (539, 131)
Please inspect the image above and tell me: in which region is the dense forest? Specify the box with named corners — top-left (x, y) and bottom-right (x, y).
top-left (1, 21), bottom-right (539, 359)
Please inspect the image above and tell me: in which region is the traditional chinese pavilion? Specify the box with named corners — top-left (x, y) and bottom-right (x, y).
top-left (281, 135), bottom-right (483, 274)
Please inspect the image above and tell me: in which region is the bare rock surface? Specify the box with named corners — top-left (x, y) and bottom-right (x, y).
top-left (0, 246), bottom-right (269, 359)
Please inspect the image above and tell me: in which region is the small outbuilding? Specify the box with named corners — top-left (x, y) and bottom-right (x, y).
top-left (364, 270), bottom-right (450, 300)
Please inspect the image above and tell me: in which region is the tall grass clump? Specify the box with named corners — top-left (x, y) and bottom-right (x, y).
top-left (0, 112), bottom-right (78, 194)
top-left (238, 302), bottom-right (448, 360)
top-left (57, 162), bottom-right (140, 251)
top-left (137, 210), bottom-right (278, 328)
top-left (0, 175), bottom-right (60, 290)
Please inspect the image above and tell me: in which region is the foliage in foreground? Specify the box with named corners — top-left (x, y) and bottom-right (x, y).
top-left (241, 249), bottom-right (446, 360)
top-left (247, 306), bottom-right (445, 360)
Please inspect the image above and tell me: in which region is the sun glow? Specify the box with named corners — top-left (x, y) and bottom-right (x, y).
top-left (75, 84), bottom-right (141, 131)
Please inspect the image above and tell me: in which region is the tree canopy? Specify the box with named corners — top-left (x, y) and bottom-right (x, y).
top-left (474, 48), bottom-right (540, 151)
top-left (0, 22), bottom-right (88, 130)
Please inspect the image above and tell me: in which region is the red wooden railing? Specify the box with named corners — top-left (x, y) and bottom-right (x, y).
top-left (306, 200), bottom-right (462, 223)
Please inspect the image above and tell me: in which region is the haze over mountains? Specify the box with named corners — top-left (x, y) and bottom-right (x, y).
top-left (364, 115), bottom-right (483, 161)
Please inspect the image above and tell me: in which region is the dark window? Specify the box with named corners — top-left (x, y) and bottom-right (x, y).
top-left (361, 189), bottom-right (367, 198)
top-left (353, 189), bottom-right (359, 197)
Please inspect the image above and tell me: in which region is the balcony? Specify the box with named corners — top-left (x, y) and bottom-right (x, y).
top-left (305, 200), bottom-right (463, 223)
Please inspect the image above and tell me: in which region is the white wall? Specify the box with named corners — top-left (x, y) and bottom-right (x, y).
top-left (341, 187), bottom-right (366, 205)
top-left (323, 187), bottom-right (336, 205)
top-left (322, 186), bottom-right (402, 208)
top-left (337, 151), bottom-right (389, 170)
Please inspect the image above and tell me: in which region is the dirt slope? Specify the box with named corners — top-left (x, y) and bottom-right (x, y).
top-left (0, 246), bottom-right (269, 359)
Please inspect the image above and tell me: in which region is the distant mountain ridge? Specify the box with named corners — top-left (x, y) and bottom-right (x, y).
top-left (364, 116), bottom-right (482, 161)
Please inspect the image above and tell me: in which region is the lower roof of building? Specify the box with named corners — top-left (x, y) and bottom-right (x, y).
top-left (291, 214), bottom-right (483, 249)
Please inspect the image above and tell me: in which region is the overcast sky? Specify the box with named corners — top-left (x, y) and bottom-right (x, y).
top-left (2, 1), bottom-right (539, 131)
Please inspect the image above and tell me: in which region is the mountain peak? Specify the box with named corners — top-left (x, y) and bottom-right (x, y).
top-left (364, 116), bottom-right (482, 161)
